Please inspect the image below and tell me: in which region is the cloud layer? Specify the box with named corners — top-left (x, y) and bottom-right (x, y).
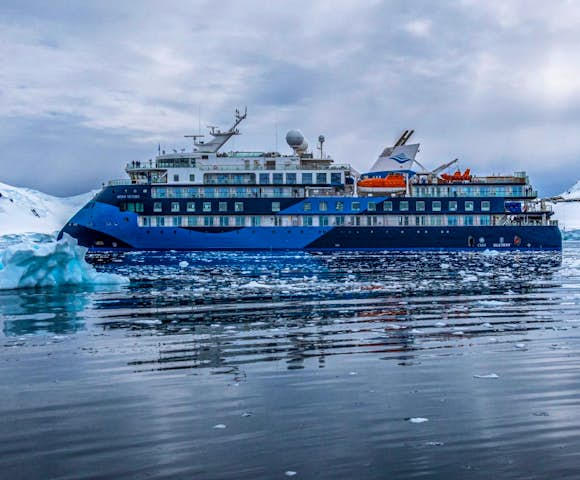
top-left (1, 0), bottom-right (579, 195)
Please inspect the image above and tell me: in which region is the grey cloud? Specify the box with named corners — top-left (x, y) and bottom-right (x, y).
top-left (0, 0), bottom-right (579, 196)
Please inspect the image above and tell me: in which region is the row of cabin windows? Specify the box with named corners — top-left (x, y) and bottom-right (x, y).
top-left (152, 186), bottom-right (304, 199)
top-left (148, 200), bottom-right (493, 214)
top-left (259, 172), bottom-right (342, 185)
top-left (172, 174), bottom-right (196, 182)
top-left (303, 200), bottom-right (491, 212)
top-left (138, 214), bottom-right (494, 228)
top-left (153, 201), bottom-right (280, 213)
top-left (413, 185), bottom-right (531, 198)
top-left (168, 172), bottom-right (342, 184)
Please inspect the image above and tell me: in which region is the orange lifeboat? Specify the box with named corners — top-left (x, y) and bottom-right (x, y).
top-left (440, 169), bottom-right (472, 183)
top-left (357, 173), bottom-right (406, 193)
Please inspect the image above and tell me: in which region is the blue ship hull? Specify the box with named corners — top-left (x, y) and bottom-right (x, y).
top-left (59, 199), bottom-right (562, 251)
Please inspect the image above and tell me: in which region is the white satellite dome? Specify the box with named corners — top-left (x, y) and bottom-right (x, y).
top-left (286, 130), bottom-right (308, 153)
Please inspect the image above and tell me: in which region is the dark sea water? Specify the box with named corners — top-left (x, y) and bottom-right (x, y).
top-left (1, 242), bottom-right (580, 479)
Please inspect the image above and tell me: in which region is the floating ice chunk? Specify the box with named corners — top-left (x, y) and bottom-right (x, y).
top-left (452, 331), bottom-right (464, 335)
top-left (349, 371), bottom-right (358, 376)
top-left (481, 322), bottom-right (493, 328)
top-left (213, 424), bottom-right (227, 429)
top-left (426, 441), bottom-right (444, 446)
top-left (410, 329), bottom-right (424, 334)
top-left (473, 373), bottom-right (499, 379)
top-left (179, 260), bottom-right (189, 268)
top-left (408, 417), bottom-right (429, 423)
top-left (241, 412), bottom-right (252, 417)
top-left (285, 471), bottom-right (297, 477)
top-left (435, 321), bottom-right (447, 327)
top-left (514, 343), bottom-right (526, 349)
top-left (0, 234), bottom-right (128, 290)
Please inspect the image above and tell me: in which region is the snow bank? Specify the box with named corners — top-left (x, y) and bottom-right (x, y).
top-left (0, 234), bottom-right (128, 290)
top-left (0, 181), bottom-right (96, 235)
top-left (552, 179), bottom-right (580, 231)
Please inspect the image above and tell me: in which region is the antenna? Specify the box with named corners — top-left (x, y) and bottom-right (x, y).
top-left (275, 112), bottom-right (279, 152)
top-left (317, 135), bottom-right (325, 159)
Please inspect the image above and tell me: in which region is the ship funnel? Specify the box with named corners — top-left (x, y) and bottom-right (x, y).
top-left (286, 130), bottom-right (309, 154)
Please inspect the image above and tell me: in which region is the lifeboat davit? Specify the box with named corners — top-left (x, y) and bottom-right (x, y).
top-left (440, 168), bottom-right (472, 183)
top-left (357, 173), bottom-right (407, 193)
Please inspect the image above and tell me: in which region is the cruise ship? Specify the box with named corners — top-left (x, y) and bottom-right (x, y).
top-left (59, 109), bottom-right (561, 250)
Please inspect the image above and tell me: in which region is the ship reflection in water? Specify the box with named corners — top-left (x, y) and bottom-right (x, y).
top-left (1, 246), bottom-right (580, 479)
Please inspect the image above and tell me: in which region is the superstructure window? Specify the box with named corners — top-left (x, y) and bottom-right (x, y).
top-left (286, 173), bottom-right (297, 184)
top-left (172, 216), bottom-right (181, 227)
top-left (187, 216), bottom-right (198, 226)
top-left (234, 202), bottom-right (244, 212)
top-left (259, 173), bottom-right (269, 184)
top-left (383, 201), bottom-right (392, 212)
top-left (432, 201), bottom-right (441, 212)
top-left (335, 216), bottom-right (345, 225)
top-left (331, 173), bottom-right (342, 185)
top-left (273, 173), bottom-right (283, 184)
top-left (368, 202), bottom-right (376, 212)
top-left (316, 173), bottom-right (327, 184)
top-left (251, 216), bottom-right (261, 226)
top-left (157, 216), bottom-right (165, 227)
top-left (303, 216), bottom-right (314, 226)
top-left (336, 201), bottom-right (344, 211)
top-left (204, 216), bottom-right (214, 226)
top-left (352, 202), bottom-right (360, 212)
top-left (173, 174), bottom-right (179, 182)
top-left (235, 216), bottom-right (245, 226)
top-left (449, 201), bottom-right (457, 212)
top-left (171, 202), bottom-right (180, 212)
top-left (464, 216), bottom-right (474, 226)
top-left (154, 202), bottom-right (162, 212)
top-left (416, 201), bottom-right (425, 212)
top-left (302, 173), bottom-right (313, 184)
top-left (219, 202), bottom-right (228, 212)
top-left (481, 201), bottom-right (491, 212)
top-left (304, 202), bottom-right (312, 212)
top-left (220, 217), bottom-right (230, 226)
top-left (203, 202), bottom-right (212, 212)
top-left (189, 174), bottom-right (195, 182)
top-left (400, 201), bottom-right (409, 211)
top-left (319, 216), bottom-right (329, 226)
top-left (319, 201), bottom-right (328, 212)
top-left (465, 201), bottom-right (474, 212)
top-left (272, 202), bottom-right (281, 212)
top-left (186, 202), bottom-right (195, 212)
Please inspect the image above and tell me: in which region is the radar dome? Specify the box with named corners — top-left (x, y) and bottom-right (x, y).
top-left (286, 130), bottom-right (305, 148)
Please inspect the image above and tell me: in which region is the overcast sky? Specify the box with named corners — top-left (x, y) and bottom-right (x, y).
top-left (1, 0), bottom-right (579, 196)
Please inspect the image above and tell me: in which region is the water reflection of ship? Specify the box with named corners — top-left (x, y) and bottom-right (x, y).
top-left (0, 288), bottom-right (90, 337)
top-left (121, 302), bottom-right (422, 374)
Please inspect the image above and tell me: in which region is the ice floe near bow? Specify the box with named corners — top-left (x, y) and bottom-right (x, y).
top-left (0, 233), bottom-right (128, 290)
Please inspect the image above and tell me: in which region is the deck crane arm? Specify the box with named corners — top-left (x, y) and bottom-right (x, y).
top-left (431, 158), bottom-right (459, 176)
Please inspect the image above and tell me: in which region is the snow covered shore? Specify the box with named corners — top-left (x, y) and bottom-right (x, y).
top-left (0, 182), bottom-right (96, 236)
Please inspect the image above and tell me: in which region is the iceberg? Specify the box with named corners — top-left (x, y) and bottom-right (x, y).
top-left (0, 234), bottom-right (128, 290)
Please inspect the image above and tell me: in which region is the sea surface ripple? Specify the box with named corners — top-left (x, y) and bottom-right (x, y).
top-left (1, 242), bottom-right (579, 479)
